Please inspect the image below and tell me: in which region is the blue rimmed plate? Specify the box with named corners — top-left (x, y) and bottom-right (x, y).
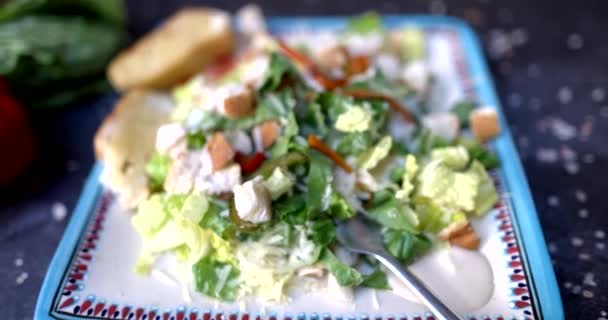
top-left (35, 15), bottom-right (563, 320)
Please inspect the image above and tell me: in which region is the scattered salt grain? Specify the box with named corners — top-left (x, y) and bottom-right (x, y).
top-left (583, 153), bottom-right (595, 164)
top-left (536, 148), bottom-right (558, 163)
top-left (578, 209), bottom-right (589, 219)
top-left (548, 242), bottom-right (558, 254)
top-left (567, 33), bottom-right (584, 50)
top-left (571, 237), bottom-right (584, 247)
top-left (429, 0), bottom-right (447, 15)
top-left (551, 118), bottom-right (577, 140)
top-left (557, 86), bottom-right (573, 104)
top-left (595, 230), bottom-right (605, 239)
top-left (571, 285), bottom-right (582, 294)
top-left (15, 272), bottom-right (28, 285)
top-left (547, 195), bottom-right (560, 207)
top-left (591, 88), bottom-right (606, 102)
top-left (487, 29), bottom-right (512, 60)
top-left (578, 253), bottom-right (591, 261)
top-left (564, 161), bottom-right (580, 175)
top-left (510, 28), bottom-right (528, 46)
top-left (14, 258), bottom-right (23, 267)
top-left (51, 202), bottom-right (67, 222)
top-left (597, 242), bottom-right (605, 250)
top-left (527, 64), bottom-right (540, 78)
top-left (584, 272), bottom-right (597, 287)
top-left (575, 189), bottom-right (587, 203)
top-left (602, 311), bottom-right (608, 317)
top-left (582, 290), bottom-right (594, 298)
top-left (563, 281), bottom-right (572, 289)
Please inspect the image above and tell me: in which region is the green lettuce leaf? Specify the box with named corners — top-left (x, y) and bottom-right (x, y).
top-left (306, 150), bottom-right (334, 219)
top-left (145, 153), bottom-right (171, 192)
top-left (361, 267), bottom-right (390, 290)
top-left (468, 160), bottom-right (499, 216)
top-left (383, 229), bottom-right (431, 264)
top-left (309, 218), bottom-right (336, 247)
top-left (367, 190), bottom-right (418, 232)
top-left (275, 193), bottom-right (307, 225)
top-left (193, 254), bottom-right (240, 301)
top-left (430, 146), bottom-right (470, 170)
top-left (336, 132), bottom-right (373, 156)
top-left (450, 101), bottom-right (475, 128)
top-left (199, 199), bottom-right (234, 238)
top-left (459, 138), bottom-right (499, 169)
top-left (319, 248), bottom-right (363, 287)
top-left (260, 52), bottom-right (298, 93)
top-left (358, 136), bottom-right (392, 170)
top-left (270, 111), bottom-right (299, 159)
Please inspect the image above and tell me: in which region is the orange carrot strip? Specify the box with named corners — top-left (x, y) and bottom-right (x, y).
top-left (342, 88), bottom-right (416, 124)
top-left (307, 134), bottom-right (353, 173)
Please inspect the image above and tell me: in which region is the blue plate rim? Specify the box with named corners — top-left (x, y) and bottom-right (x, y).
top-left (35, 15), bottom-right (564, 320)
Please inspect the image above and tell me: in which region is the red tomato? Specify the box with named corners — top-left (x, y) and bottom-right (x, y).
top-left (0, 79), bottom-right (35, 186)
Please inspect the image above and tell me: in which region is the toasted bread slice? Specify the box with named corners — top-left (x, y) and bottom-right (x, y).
top-left (108, 8), bottom-right (234, 91)
top-left (94, 90), bottom-right (174, 209)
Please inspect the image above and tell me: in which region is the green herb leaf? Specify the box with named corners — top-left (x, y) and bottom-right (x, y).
top-left (260, 52), bottom-right (298, 93)
top-left (193, 254), bottom-right (240, 301)
top-left (459, 138), bottom-right (499, 169)
top-left (450, 101), bottom-right (475, 128)
top-left (383, 229), bottom-right (431, 264)
top-left (367, 190), bottom-right (419, 232)
top-left (319, 248), bottom-right (363, 287)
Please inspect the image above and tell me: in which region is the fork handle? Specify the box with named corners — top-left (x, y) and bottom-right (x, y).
top-left (376, 255), bottom-right (464, 320)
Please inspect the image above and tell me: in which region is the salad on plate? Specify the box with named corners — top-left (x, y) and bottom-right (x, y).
top-left (95, 7), bottom-right (502, 304)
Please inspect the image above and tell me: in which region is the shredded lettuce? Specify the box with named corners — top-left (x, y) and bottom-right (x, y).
top-left (469, 161), bottom-right (499, 215)
top-left (396, 154), bottom-right (419, 201)
top-left (306, 150), bottom-right (334, 219)
top-left (145, 153), bottom-right (171, 192)
top-left (367, 189), bottom-right (419, 232)
top-left (335, 105), bottom-right (373, 132)
top-left (358, 136), bottom-right (393, 170)
top-left (417, 160), bottom-right (479, 212)
top-left (193, 254), bottom-right (240, 301)
top-left (309, 218), bottom-right (336, 247)
top-left (270, 111), bottom-right (298, 159)
top-left (263, 167), bottom-right (295, 200)
top-left (383, 229), bottom-right (431, 264)
top-left (319, 248), bottom-right (363, 287)
top-left (430, 146), bottom-right (470, 170)
top-left (336, 132), bottom-right (373, 156)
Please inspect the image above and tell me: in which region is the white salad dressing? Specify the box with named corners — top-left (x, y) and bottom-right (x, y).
top-left (388, 246), bottom-right (494, 313)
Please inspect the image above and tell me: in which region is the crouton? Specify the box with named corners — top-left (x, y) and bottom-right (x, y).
top-left (207, 132), bottom-right (235, 171)
top-left (257, 120), bottom-right (281, 149)
top-left (107, 8), bottom-right (234, 91)
top-left (438, 221), bottom-right (481, 250)
top-left (221, 85), bottom-right (255, 118)
top-left (470, 108), bottom-right (501, 142)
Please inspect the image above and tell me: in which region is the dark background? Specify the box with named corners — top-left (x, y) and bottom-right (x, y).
top-left (2, 0), bottom-right (607, 319)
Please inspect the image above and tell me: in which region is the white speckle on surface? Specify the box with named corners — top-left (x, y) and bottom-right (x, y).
top-left (429, 0), bottom-right (447, 15)
top-left (547, 195), bottom-right (560, 206)
top-left (557, 86), bottom-right (573, 104)
top-left (527, 63), bottom-right (540, 78)
top-left (508, 93), bottom-right (522, 108)
top-left (548, 242), bottom-right (558, 253)
top-left (14, 258), bottom-right (23, 267)
top-left (563, 281), bottom-right (572, 289)
top-left (582, 290), bottom-right (594, 298)
top-left (591, 88), bottom-right (606, 102)
top-left (597, 242), bottom-right (605, 250)
top-left (583, 153), bottom-right (595, 164)
top-left (595, 230), bottom-right (606, 239)
top-left (567, 33), bottom-right (584, 50)
top-left (551, 118), bottom-right (577, 140)
top-left (565, 161), bottom-right (580, 175)
top-left (602, 311), bottom-right (608, 317)
top-left (578, 253), bottom-right (591, 261)
top-left (536, 148), bottom-right (558, 163)
top-left (571, 237), bottom-right (584, 247)
top-left (572, 285), bottom-right (582, 294)
top-left (528, 97), bottom-right (542, 111)
top-left (67, 160), bottom-right (80, 172)
top-left (51, 202), bottom-right (67, 222)
top-left (510, 28), bottom-right (528, 46)
top-left (578, 209), bottom-right (589, 219)
top-left (15, 272), bottom-right (28, 285)
top-left (575, 189), bottom-right (587, 203)
top-left (560, 145), bottom-right (577, 161)
top-left (487, 29), bottom-right (512, 60)
top-left (584, 272), bottom-right (597, 287)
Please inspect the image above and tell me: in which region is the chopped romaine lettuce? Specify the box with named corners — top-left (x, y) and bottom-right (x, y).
top-left (361, 267), bottom-right (390, 290)
top-left (469, 161), bottom-right (499, 215)
top-left (358, 136), bottom-right (392, 170)
top-left (193, 254), bottom-right (240, 301)
top-left (329, 191), bottom-right (355, 219)
top-left (459, 138), bottom-right (500, 169)
top-left (401, 28), bottom-right (426, 61)
top-left (383, 229), bottom-right (431, 264)
top-left (260, 52), bottom-right (298, 93)
top-left (309, 218), bottom-right (336, 247)
top-left (417, 160), bottom-right (479, 212)
top-left (270, 111), bottom-right (299, 159)
top-left (186, 131), bottom-right (206, 150)
top-left (396, 154), bottom-right (418, 201)
top-left (306, 150), bottom-right (334, 219)
top-left (345, 11), bottom-right (383, 34)
top-left (274, 193), bottom-right (307, 225)
top-left (199, 199), bottom-right (233, 238)
top-left (336, 132), bottom-right (373, 156)
top-left (367, 189), bottom-right (419, 232)
top-left (132, 194), bottom-right (169, 237)
top-left (319, 248), bottom-right (363, 287)
top-left (450, 101), bottom-right (475, 128)
top-left (263, 167), bottom-right (295, 200)
top-left (180, 192), bottom-right (209, 224)
top-left (335, 105), bottom-right (373, 132)
top-left (145, 153), bottom-right (171, 192)
top-left (430, 146), bottom-right (470, 169)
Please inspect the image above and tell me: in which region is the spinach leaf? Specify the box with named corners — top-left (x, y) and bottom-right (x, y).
top-left (309, 218), bottom-right (336, 246)
top-left (361, 267), bottom-right (390, 290)
top-left (319, 248), bottom-right (363, 287)
top-left (193, 254), bottom-right (240, 301)
top-left (383, 229), bottom-right (432, 264)
top-left (145, 153), bottom-right (171, 192)
top-left (306, 150), bottom-right (334, 219)
top-left (367, 190), bottom-right (418, 232)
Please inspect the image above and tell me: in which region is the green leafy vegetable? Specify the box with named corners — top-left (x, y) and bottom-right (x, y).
top-left (469, 161), bottom-right (499, 216)
top-left (329, 191), bottom-right (355, 219)
top-left (430, 146), bottom-right (469, 169)
top-left (187, 131), bottom-right (206, 150)
top-left (450, 101), bottom-right (475, 128)
top-left (361, 267), bottom-right (390, 290)
top-left (251, 151), bottom-right (308, 179)
top-left (0, 0), bottom-right (126, 25)
top-left (319, 249), bottom-right (363, 287)
top-left (260, 52), bottom-right (298, 93)
top-left (199, 199), bottom-right (234, 238)
top-left (415, 129), bottom-right (450, 156)
top-left (345, 11), bottom-right (383, 34)
top-left (306, 150), bottom-right (334, 219)
top-left (309, 218), bottom-right (336, 246)
top-left (383, 229), bottom-right (432, 264)
top-left (275, 194), bottom-right (307, 225)
top-left (367, 190), bottom-right (418, 232)
top-left (263, 167), bottom-right (295, 200)
top-left (459, 138), bottom-right (499, 169)
top-left (193, 254), bottom-right (240, 301)
top-left (336, 132), bottom-right (373, 156)
top-left (270, 111), bottom-right (299, 158)
top-left (145, 153), bottom-right (171, 192)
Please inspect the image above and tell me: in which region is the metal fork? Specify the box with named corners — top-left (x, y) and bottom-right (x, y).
top-left (336, 215), bottom-right (463, 320)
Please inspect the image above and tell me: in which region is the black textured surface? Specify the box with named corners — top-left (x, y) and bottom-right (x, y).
top-left (2, 1), bottom-right (607, 319)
